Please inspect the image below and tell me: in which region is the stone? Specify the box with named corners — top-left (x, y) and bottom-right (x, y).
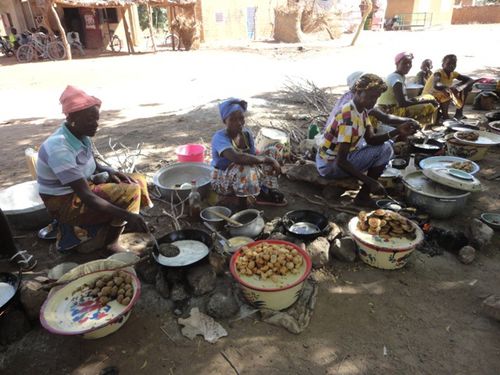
top-left (20, 280), bottom-right (49, 321)
top-left (208, 252), bottom-right (227, 276)
top-left (0, 308), bottom-right (31, 345)
top-left (165, 267), bottom-right (186, 284)
top-left (333, 213), bottom-right (353, 226)
top-left (118, 232), bottom-right (151, 256)
top-left (135, 257), bottom-right (159, 284)
top-left (465, 219), bottom-right (494, 250)
top-left (187, 263), bottom-right (216, 296)
top-left (458, 245), bottom-right (476, 265)
top-left (170, 283), bottom-right (189, 302)
top-left (330, 237), bottom-right (357, 263)
top-left (306, 237), bottom-right (330, 268)
top-left (206, 291), bottom-right (240, 319)
top-left (155, 270), bottom-right (170, 299)
top-left (262, 217), bottom-right (283, 238)
top-left (326, 222), bottom-right (342, 242)
top-left (482, 295), bottom-right (500, 321)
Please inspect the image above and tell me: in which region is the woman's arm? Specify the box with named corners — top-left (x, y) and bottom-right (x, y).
top-left (394, 82), bottom-right (436, 107)
top-left (365, 122), bottom-right (417, 146)
top-left (95, 161), bottom-right (135, 184)
top-left (370, 107), bottom-right (419, 127)
top-left (221, 148), bottom-right (280, 173)
top-left (69, 178), bottom-right (147, 231)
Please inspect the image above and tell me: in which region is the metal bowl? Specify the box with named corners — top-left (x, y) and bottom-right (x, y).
top-left (0, 271), bottom-right (21, 317)
top-left (153, 163), bottom-right (212, 202)
top-left (481, 213), bottom-right (500, 231)
top-left (200, 206), bottom-right (232, 231)
top-left (0, 181), bottom-right (51, 230)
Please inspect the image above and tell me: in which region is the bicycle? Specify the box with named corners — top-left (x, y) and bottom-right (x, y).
top-left (109, 30), bottom-right (122, 52)
top-left (16, 34), bottom-right (66, 63)
top-left (145, 29), bottom-right (180, 50)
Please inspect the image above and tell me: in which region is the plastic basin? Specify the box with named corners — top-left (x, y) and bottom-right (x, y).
top-left (176, 144), bottom-right (206, 163)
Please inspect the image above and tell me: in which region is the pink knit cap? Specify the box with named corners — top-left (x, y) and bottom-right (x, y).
top-left (394, 52), bottom-right (414, 64)
top-left (59, 85), bottom-right (101, 115)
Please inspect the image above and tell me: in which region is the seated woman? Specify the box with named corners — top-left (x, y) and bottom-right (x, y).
top-left (316, 74), bottom-right (417, 207)
top-left (422, 54), bottom-right (475, 120)
top-left (376, 52), bottom-right (438, 127)
top-left (36, 86), bottom-right (152, 253)
top-left (210, 98), bottom-right (285, 207)
top-left (328, 71), bottom-right (420, 133)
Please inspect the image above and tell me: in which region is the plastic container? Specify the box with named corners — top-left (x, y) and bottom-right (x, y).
top-left (307, 124), bottom-right (320, 139)
top-left (175, 144), bottom-right (206, 163)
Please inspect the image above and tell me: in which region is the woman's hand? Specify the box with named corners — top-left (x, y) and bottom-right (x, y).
top-left (398, 121), bottom-right (418, 137)
top-left (109, 170), bottom-right (137, 184)
top-left (125, 212), bottom-right (149, 233)
top-left (366, 178), bottom-right (386, 195)
top-left (264, 156), bottom-right (281, 175)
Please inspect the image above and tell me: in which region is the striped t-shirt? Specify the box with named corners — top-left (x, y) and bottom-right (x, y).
top-left (36, 123), bottom-right (96, 196)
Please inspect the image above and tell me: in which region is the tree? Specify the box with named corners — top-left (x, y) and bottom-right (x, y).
top-left (138, 5), bottom-right (168, 31)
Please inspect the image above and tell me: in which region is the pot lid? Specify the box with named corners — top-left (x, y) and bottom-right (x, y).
top-left (403, 171), bottom-right (470, 199)
top-left (422, 168), bottom-right (482, 192)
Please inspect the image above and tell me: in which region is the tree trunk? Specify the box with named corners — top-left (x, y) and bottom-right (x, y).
top-left (350, 0), bottom-right (372, 47)
top-left (49, 2), bottom-right (71, 60)
top-left (146, 4), bottom-right (157, 52)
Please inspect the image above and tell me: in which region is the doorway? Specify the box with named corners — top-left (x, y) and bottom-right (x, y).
top-left (63, 7), bottom-right (84, 46)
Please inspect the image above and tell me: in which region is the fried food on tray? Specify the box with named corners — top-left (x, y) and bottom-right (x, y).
top-left (456, 131), bottom-right (479, 141)
top-left (235, 242), bottom-right (303, 282)
top-left (72, 271), bottom-right (134, 306)
top-left (357, 209), bottom-right (416, 240)
top-left (450, 160), bottom-right (474, 173)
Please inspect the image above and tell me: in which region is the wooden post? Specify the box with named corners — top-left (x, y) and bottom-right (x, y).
top-left (120, 6), bottom-right (135, 54)
top-left (49, 1), bottom-right (72, 60)
top-left (147, 3), bottom-right (157, 52)
top-left (351, 0), bottom-right (372, 47)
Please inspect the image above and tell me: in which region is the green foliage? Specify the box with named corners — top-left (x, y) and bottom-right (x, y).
top-left (137, 5), bottom-right (168, 31)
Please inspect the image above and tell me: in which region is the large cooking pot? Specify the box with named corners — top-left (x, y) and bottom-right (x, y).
top-left (227, 209), bottom-right (265, 238)
top-left (153, 163), bottom-right (212, 202)
top-left (282, 210), bottom-right (328, 241)
top-left (0, 181), bottom-right (50, 230)
top-left (0, 271), bottom-right (22, 318)
top-left (402, 170), bottom-right (470, 219)
top-left (410, 139), bottom-right (444, 155)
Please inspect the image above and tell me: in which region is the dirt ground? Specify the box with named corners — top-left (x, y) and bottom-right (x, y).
top-left (1, 25), bottom-right (500, 375)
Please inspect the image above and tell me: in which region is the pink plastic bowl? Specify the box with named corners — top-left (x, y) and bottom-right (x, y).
top-left (175, 144), bottom-right (206, 163)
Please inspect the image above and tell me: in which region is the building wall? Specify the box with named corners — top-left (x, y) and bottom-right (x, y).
top-left (385, 0), bottom-right (415, 19)
top-left (199, 0), bottom-right (286, 41)
top-left (452, 4), bottom-right (500, 24)
top-left (414, 0), bottom-right (453, 25)
top-left (0, 0), bottom-right (29, 33)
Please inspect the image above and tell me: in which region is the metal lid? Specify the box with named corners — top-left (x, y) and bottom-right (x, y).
top-left (422, 168), bottom-right (482, 192)
top-left (403, 170), bottom-right (470, 199)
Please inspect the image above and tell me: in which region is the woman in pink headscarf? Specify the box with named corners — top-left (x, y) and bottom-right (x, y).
top-left (36, 86), bottom-right (152, 253)
top-left (376, 52), bottom-right (439, 127)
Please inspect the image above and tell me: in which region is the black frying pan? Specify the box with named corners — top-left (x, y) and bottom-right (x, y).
top-left (282, 210), bottom-right (329, 241)
top-left (0, 271), bottom-right (22, 318)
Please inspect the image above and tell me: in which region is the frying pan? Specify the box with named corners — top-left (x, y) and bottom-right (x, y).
top-left (0, 271), bottom-right (22, 318)
top-left (282, 210), bottom-right (328, 241)
top-left (152, 229), bottom-right (213, 267)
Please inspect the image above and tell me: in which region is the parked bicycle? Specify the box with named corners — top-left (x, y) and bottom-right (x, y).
top-left (107, 29), bottom-right (122, 53)
top-left (0, 36), bottom-right (14, 57)
top-left (16, 33), bottom-right (66, 63)
top-left (145, 29), bottom-right (180, 50)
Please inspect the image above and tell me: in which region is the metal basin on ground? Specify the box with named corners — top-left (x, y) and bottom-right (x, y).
top-left (153, 163), bottom-right (212, 202)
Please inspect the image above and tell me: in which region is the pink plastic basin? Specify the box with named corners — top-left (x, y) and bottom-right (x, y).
top-left (175, 144), bottom-right (206, 163)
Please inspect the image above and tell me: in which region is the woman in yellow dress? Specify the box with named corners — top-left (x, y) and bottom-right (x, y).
top-left (422, 54), bottom-right (475, 120)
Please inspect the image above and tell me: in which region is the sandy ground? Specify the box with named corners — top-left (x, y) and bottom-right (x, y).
top-left (1, 24), bottom-right (500, 375)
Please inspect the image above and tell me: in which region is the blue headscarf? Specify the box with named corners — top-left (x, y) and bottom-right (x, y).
top-left (218, 98), bottom-right (247, 122)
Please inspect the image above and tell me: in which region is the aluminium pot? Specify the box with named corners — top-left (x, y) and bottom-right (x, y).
top-left (227, 209), bottom-right (265, 238)
top-left (402, 171), bottom-right (470, 219)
